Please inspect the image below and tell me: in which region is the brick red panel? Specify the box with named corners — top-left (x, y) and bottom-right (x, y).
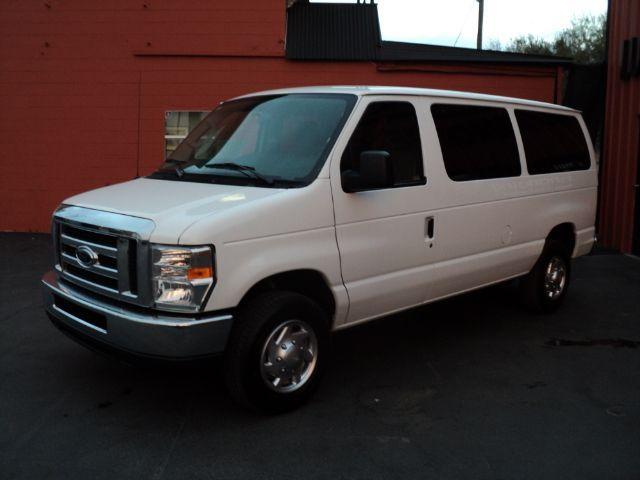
top-left (598, 0), bottom-right (640, 253)
top-left (0, 1), bottom-right (559, 232)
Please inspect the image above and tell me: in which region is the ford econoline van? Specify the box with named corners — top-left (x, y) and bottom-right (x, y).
top-left (42, 86), bottom-right (597, 412)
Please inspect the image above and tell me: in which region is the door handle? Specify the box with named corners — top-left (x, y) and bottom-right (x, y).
top-left (425, 216), bottom-right (435, 240)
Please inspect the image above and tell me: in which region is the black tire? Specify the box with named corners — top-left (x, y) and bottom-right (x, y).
top-left (223, 291), bottom-right (330, 413)
top-left (520, 239), bottom-right (571, 313)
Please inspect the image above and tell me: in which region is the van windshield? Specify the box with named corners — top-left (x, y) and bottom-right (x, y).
top-left (151, 93), bottom-right (357, 188)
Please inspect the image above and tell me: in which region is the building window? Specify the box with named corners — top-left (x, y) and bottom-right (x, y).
top-left (341, 101), bottom-right (425, 189)
top-left (515, 110), bottom-right (591, 175)
top-left (164, 111), bottom-right (208, 159)
top-left (431, 104), bottom-right (521, 182)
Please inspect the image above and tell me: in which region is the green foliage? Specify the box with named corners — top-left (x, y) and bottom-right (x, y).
top-left (494, 13), bottom-right (606, 64)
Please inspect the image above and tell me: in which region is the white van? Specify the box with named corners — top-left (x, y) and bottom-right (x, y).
top-left (42, 86), bottom-right (597, 412)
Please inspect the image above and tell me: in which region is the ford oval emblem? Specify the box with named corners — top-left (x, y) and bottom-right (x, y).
top-left (76, 245), bottom-right (98, 268)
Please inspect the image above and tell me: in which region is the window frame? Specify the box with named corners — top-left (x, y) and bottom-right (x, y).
top-left (339, 99), bottom-right (427, 193)
top-left (164, 110), bottom-right (209, 160)
top-left (430, 102), bottom-right (523, 183)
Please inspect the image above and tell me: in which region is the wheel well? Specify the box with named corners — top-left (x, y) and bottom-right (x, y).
top-left (546, 223), bottom-right (576, 257)
top-left (240, 270), bottom-right (336, 320)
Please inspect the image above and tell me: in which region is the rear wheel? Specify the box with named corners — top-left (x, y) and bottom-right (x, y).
top-left (520, 240), bottom-right (571, 313)
top-left (224, 291), bottom-right (329, 413)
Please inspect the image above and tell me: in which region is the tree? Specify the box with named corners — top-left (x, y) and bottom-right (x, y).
top-left (553, 14), bottom-right (606, 64)
top-left (492, 13), bottom-right (606, 64)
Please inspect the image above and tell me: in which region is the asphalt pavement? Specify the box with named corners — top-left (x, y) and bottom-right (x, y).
top-left (1, 233), bottom-right (639, 480)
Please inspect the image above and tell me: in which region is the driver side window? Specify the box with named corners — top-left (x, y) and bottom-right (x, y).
top-left (340, 101), bottom-right (425, 190)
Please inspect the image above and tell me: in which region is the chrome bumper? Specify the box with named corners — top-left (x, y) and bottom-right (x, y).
top-left (42, 271), bottom-right (233, 359)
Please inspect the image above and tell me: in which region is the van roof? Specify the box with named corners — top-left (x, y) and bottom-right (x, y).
top-left (233, 86), bottom-right (577, 113)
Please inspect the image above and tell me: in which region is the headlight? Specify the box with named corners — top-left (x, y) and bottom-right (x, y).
top-left (151, 244), bottom-right (214, 312)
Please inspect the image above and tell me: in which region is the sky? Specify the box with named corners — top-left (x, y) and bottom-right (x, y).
top-left (312, 0), bottom-right (608, 49)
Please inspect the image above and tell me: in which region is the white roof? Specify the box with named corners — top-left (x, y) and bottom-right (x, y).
top-left (233, 85), bottom-right (576, 112)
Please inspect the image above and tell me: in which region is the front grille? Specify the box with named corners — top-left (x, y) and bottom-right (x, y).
top-left (53, 294), bottom-right (107, 332)
top-left (55, 219), bottom-right (141, 303)
top-left (61, 223), bottom-right (118, 248)
top-left (64, 263), bottom-right (119, 291)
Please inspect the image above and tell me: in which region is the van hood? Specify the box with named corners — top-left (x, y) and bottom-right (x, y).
top-left (63, 178), bottom-right (286, 243)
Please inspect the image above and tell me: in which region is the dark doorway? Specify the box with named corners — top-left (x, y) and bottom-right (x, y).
top-left (563, 64), bottom-right (606, 147)
top-left (633, 118), bottom-right (640, 255)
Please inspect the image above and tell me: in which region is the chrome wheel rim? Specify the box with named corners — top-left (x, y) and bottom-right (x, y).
top-left (260, 320), bottom-right (318, 393)
top-left (543, 256), bottom-right (567, 300)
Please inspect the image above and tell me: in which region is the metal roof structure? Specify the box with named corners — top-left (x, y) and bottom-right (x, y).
top-left (285, 2), bottom-right (381, 61)
top-left (285, 2), bottom-right (571, 65)
top-left (377, 41), bottom-right (570, 65)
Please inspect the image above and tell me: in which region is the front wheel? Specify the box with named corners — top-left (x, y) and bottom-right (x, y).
top-left (224, 291), bottom-right (330, 413)
top-left (520, 240), bottom-right (571, 313)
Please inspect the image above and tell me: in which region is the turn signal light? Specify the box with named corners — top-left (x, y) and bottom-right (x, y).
top-left (188, 266), bottom-right (213, 281)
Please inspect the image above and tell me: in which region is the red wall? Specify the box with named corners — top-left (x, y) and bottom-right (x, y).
top-left (598, 0), bottom-right (640, 253)
top-left (1, 1), bottom-right (560, 232)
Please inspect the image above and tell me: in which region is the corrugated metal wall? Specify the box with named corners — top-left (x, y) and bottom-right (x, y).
top-left (285, 2), bottom-right (381, 60)
top-left (0, 0), bottom-right (562, 233)
top-left (599, 0), bottom-right (640, 253)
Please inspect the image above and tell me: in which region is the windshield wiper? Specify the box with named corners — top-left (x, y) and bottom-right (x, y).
top-left (162, 158), bottom-right (188, 178)
top-left (204, 162), bottom-right (274, 186)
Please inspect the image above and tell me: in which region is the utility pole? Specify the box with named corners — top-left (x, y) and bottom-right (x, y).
top-left (476, 0), bottom-right (484, 50)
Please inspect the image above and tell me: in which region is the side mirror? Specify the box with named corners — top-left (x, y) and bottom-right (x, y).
top-left (341, 150), bottom-right (392, 193)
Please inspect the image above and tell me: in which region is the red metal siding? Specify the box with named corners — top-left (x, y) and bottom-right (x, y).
top-left (1, 1), bottom-right (560, 232)
top-left (599, 0), bottom-right (640, 252)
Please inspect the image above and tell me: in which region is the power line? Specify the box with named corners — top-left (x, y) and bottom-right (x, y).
top-left (454, 0), bottom-right (476, 47)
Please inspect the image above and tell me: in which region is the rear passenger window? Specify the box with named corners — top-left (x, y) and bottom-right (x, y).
top-left (431, 104), bottom-right (521, 181)
top-left (341, 101), bottom-right (425, 188)
top-left (515, 110), bottom-right (591, 174)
